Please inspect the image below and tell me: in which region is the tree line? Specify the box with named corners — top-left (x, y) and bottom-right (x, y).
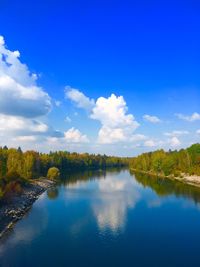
top-left (0, 146), bottom-right (128, 200)
top-left (130, 143), bottom-right (200, 177)
top-left (132, 171), bottom-right (200, 204)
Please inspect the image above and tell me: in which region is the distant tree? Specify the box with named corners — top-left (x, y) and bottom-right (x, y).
top-left (130, 143), bottom-right (200, 177)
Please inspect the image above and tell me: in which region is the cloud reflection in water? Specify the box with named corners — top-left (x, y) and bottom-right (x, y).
top-left (67, 171), bottom-right (141, 234)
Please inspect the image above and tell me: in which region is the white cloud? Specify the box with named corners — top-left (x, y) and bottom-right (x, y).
top-left (176, 112), bottom-right (200, 122)
top-left (65, 86), bottom-right (95, 111)
top-left (0, 35), bottom-right (51, 118)
top-left (12, 136), bottom-right (37, 142)
top-left (55, 100), bottom-right (61, 107)
top-left (93, 175), bottom-right (140, 232)
top-left (97, 126), bottom-right (126, 144)
top-left (164, 130), bottom-right (189, 137)
top-left (67, 172), bottom-right (141, 233)
top-left (168, 136), bottom-right (181, 147)
top-left (143, 114), bottom-right (161, 123)
top-left (91, 94), bottom-right (138, 129)
top-left (130, 134), bottom-right (147, 142)
top-left (196, 129), bottom-right (200, 135)
top-left (144, 139), bottom-right (156, 147)
top-left (91, 94), bottom-right (140, 144)
top-left (66, 90), bottom-right (140, 144)
top-left (64, 127), bottom-right (89, 143)
top-left (0, 114), bottom-right (49, 135)
top-left (0, 36), bottom-right (80, 150)
top-left (65, 116), bottom-right (71, 123)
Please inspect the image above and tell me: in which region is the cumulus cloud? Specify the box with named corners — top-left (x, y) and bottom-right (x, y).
top-left (0, 35), bottom-right (51, 118)
top-left (65, 86), bottom-right (95, 111)
top-left (66, 90), bottom-right (140, 144)
top-left (0, 114), bottom-right (49, 136)
top-left (0, 114), bottom-right (65, 145)
top-left (196, 129), bottom-right (200, 135)
top-left (0, 36), bottom-right (92, 150)
top-left (176, 112), bottom-right (200, 122)
top-left (143, 114), bottom-right (161, 123)
top-left (92, 94), bottom-right (139, 144)
top-left (64, 127), bottom-right (89, 143)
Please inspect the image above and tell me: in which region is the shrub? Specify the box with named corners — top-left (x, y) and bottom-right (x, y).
top-left (47, 167), bottom-right (60, 180)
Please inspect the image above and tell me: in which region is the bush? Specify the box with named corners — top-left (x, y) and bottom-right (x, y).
top-left (47, 167), bottom-right (60, 180)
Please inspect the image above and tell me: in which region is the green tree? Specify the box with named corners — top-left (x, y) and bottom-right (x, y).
top-left (47, 167), bottom-right (60, 180)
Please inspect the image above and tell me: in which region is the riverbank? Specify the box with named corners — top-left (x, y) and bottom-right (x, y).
top-left (0, 178), bottom-right (54, 238)
top-left (130, 169), bottom-right (200, 188)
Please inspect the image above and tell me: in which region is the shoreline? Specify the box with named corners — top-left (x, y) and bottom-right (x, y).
top-left (0, 179), bottom-right (54, 239)
top-left (130, 169), bottom-right (200, 188)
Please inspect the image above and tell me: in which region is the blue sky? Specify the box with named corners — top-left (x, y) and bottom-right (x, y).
top-left (0, 0), bottom-right (199, 156)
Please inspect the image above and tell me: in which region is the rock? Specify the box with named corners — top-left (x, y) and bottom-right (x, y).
top-left (0, 179), bottom-right (55, 238)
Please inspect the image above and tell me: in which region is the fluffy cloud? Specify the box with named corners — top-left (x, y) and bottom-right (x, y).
top-left (176, 112), bottom-right (200, 122)
top-left (65, 87), bottom-right (95, 111)
top-left (91, 94), bottom-right (139, 144)
top-left (0, 36), bottom-right (51, 118)
top-left (143, 114), bottom-right (161, 123)
top-left (0, 114), bottom-right (49, 135)
top-left (64, 127), bottom-right (89, 143)
top-left (0, 36), bottom-right (90, 150)
top-left (0, 114), bottom-right (65, 143)
top-left (67, 90), bottom-right (140, 144)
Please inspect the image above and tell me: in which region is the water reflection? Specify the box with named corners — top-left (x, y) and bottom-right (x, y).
top-left (2, 169), bottom-right (200, 267)
top-left (93, 173), bottom-right (140, 233)
top-left (0, 196), bottom-right (48, 258)
top-left (132, 171), bottom-right (200, 205)
top-left (64, 170), bottom-right (141, 233)
top-left (47, 187), bottom-right (59, 200)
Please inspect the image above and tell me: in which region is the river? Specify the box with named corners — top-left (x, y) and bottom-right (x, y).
top-left (1, 168), bottom-right (200, 267)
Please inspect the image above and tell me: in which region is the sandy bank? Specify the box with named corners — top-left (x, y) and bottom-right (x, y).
top-left (131, 169), bottom-right (200, 188)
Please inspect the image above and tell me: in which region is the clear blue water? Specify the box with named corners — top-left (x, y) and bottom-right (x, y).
top-left (1, 169), bottom-right (200, 267)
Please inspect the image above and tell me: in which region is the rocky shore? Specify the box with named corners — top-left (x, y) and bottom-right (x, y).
top-left (0, 179), bottom-right (54, 238)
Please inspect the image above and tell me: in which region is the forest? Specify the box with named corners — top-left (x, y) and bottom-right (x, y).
top-left (1, 143), bottom-right (200, 201)
top-left (0, 146), bottom-right (128, 200)
top-left (130, 143), bottom-right (200, 177)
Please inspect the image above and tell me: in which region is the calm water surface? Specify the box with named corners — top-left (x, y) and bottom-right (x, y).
top-left (1, 169), bottom-right (200, 267)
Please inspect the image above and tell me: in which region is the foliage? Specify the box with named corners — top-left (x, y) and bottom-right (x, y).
top-left (47, 167), bottom-right (60, 180)
top-left (0, 146), bottom-right (128, 200)
top-left (130, 144), bottom-right (200, 177)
